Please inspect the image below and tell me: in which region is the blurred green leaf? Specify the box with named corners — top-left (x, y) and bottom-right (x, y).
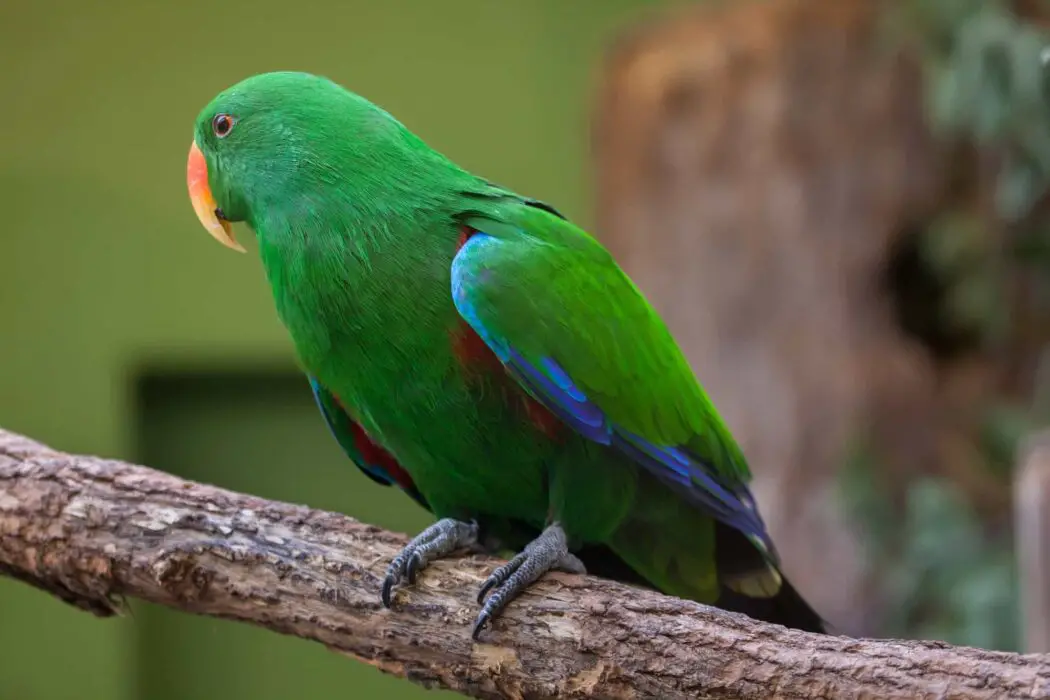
top-left (896, 0), bottom-right (1050, 220)
top-left (843, 469), bottom-right (1020, 650)
top-left (981, 403), bottom-right (1033, 477)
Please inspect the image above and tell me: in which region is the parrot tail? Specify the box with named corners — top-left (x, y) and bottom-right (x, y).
top-left (715, 575), bottom-right (828, 634)
top-left (554, 527), bottom-right (829, 634)
top-left (713, 521), bottom-right (828, 634)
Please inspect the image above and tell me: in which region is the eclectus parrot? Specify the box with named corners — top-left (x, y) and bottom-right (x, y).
top-left (186, 71), bottom-right (826, 639)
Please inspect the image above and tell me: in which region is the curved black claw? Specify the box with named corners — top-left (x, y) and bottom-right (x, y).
top-left (471, 523), bottom-right (585, 640)
top-left (381, 576), bottom-right (396, 608)
top-left (477, 552), bottom-right (527, 604)
top-left (381, 518), bottom-right (478, 608)
top-left (472, 610), bottom-right (494, 642)
top-left (406, 551), bottom-right (424, 584)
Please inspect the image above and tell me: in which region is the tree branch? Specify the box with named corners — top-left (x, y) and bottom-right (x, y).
top-left (0, 428), bottom-right (1047, 699)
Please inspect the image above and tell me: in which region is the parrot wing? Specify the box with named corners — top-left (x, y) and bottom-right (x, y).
top-left (309, 376), bottom-right (430, 510)
top-left (450, 203), bottom-right (774, 557)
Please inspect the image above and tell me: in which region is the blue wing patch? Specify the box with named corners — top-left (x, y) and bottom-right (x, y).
top-left (451, 232), bottom-right (773, 551)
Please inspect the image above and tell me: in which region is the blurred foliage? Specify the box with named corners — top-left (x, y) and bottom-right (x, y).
top-left (929, 208), bottom-right (1008, 350)
top-left (841, 446), bottom-right (1020, 651)
top-left (844, 0), bottom-right (1050, 651)
top-left (893, 0), bottom-right (1050, 221)
top-left (883, 1), bottom-right (1050, 349)
top-left (981, 401), bottom-right (1039, 478)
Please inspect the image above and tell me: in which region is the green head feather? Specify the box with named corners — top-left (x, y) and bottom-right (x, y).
top-left (191, 71), bottom-right (465, 235)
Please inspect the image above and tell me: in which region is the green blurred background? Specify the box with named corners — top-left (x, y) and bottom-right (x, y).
top-left (0, 1), bottom-right (680, 698)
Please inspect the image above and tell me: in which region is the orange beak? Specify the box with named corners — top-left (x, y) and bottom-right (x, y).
top-left (187, 140), bottom-right (245, 252)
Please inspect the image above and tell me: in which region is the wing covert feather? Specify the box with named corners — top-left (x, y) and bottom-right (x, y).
top-left (451, 206), bottom-right (773, 552)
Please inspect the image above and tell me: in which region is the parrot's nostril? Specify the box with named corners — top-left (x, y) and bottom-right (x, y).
top-left (215, 208), bottom-right (228, 221)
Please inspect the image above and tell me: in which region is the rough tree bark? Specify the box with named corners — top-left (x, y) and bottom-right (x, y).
top-left (592, 0), bottom-right (1050, 636)
top-left (2, 428), bottom-right (1050, 699)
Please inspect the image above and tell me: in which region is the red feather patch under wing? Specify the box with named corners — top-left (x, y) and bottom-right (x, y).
top-left (450, 323), bottom-right (504, 371)
top-left (523, 395), bottom-right (563, 439)
top-left (332, 394), bottom-right (419, 493)
top-left (348, 422), bottom-right (417, 491)
top-left (457, 224), bottom-right (475, 250)
top-left (450, 321), bottom-right (563, 441)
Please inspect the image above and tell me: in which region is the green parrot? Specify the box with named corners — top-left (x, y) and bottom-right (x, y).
top-left (186, 71), bottom-right (826, 639)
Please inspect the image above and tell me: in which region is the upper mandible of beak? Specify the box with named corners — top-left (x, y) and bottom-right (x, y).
top-left (187, 140), bottom-right (245, 253)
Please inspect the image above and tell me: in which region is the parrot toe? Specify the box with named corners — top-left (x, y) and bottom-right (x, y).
top-left (381, 518), bottom-right (479, 607)
top-left (472, 523), bottom-right (585, 640)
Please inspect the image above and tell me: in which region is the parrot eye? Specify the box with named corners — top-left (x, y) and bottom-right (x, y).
top-left (212, 113), bottom-right (236, 138)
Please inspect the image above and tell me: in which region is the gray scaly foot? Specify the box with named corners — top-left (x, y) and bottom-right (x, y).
top-left (473, 523), bottom-right (585, 640)
top-left (381, 518), bottom-right (479, 607)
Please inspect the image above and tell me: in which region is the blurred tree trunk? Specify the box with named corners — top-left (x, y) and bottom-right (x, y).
top-left (1016, 433), bottom-right (1050, 652)
top-left (592, 0), bottom-right (956, 635)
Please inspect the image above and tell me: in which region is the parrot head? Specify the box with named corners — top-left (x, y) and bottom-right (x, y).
top-left (186, 71), bottom-right (433, 252)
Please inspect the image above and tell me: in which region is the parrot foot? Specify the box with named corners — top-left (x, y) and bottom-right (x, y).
top-left (381, 518), bottom-right (479, 607)
top-left (472, 523), bottom-right (585, 640)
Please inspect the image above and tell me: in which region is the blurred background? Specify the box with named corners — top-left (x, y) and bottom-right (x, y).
top-left (4, 0), bottom-right (1050, 698)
